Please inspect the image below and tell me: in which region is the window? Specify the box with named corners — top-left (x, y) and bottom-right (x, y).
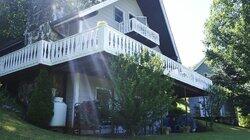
top-left (114, 7), bottom-right (124, 23)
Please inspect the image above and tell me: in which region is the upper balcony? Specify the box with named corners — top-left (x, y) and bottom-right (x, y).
top-left (0, 22), bottom-right (212, 90)
top-left (118, 17), bottom-right (160, 47)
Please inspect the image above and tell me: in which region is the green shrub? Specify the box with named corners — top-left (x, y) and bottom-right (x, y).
top-left (169, 107), bottom-right (186, 117)
top-left (237, 108), bottom-right (250, 128)
top-left (0, 86), bottom-right (21, 113)
top-left (0, 87), bottom-right (13, 106)
top-left (238, 115), bottom-right (250, 128)
top-left (27, 69), bottom-right (53, 128)
top-left (109, 51), bottom-right (174, 135)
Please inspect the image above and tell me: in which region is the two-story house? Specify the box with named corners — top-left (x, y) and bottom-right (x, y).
top-left (0, 0), bottom-right (212, 129)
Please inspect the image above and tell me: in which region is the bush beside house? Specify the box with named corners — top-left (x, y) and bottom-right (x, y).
top-left (237, 108), bottom-right (250, 128)
top-left (109, 51), bottom-right (174, 135)
top-left (0, 84), bottom-right (22, 114)
top-left (27, 69), bottom-right (54, 128)
top-left (238, 114), bottom-right (250, 128)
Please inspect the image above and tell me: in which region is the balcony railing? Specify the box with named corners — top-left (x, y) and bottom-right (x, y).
top-left (0, 22), bottom-right (212, 90)
top-left (119, 18), bottom-right (160, 46)
top-left (0, 27), bottom-right (101, 76)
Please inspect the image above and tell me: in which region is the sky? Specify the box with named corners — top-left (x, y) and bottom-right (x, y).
top-left (163, 0), bottom-right (212, 68)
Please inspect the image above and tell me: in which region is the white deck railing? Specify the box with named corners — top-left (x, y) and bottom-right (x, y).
top-left (0, 23), bottom-right (212, 90)
top-left (0, 41), bottom-right (42, 76)
top-left (119, 18), bottom-right (160, 46)
top-left (103, 24), bottom-right (212, 90)
top-left (0, 27), bottom-right (101, 76)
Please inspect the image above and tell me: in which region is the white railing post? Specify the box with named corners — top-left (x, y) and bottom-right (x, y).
top-left (37, 40), bottom-right (52, 65)
top-left (36, 40), bottom-right (44, 64)
top-left (97, 21), bottom-right (109, 52)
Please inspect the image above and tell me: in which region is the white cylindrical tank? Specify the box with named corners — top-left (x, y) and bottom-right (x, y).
top-left (50, 97), bottom-right (67, 127)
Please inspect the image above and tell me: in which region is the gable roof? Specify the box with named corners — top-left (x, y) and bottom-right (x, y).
top-left (193, 58), bottom-right (206, 71)
top-left (51, 0), bottom-right (181, 62)
top-left (192, 57), bottom-right (214, 78)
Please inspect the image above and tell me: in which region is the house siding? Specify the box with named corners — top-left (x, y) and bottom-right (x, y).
top-left (81, 0), bottom-right (144, 31)
top-left (78, 74), bottom-right (113, 102)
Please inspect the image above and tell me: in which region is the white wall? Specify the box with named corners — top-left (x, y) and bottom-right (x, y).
top-left (66, 73), bottom-right (113, 127)
top-left (80, 0), bottom-right (144, 31)
top-left (189, 96), bottom-right (228, 117)
top-left (188, 97), bottom-right (208, 117)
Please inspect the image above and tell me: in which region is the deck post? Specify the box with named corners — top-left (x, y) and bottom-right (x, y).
top-left (184, 87), bottom-right (188, 125)
top-left (72, 72), bottom-right (81, 128)
top-left (97, 21), bottom-right (109, 52)
top-left (203, 96), bottom-right (208, 127)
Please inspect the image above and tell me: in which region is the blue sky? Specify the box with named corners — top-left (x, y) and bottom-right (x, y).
top-left (163, 0), bottom-right (211, 67)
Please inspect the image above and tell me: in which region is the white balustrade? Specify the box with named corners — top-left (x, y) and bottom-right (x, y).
top-left (0, 23), bottom-right (212, 90)
top-left (103, 25), bottom-right (212, 90)
top-left (119, 18), bottom-right (160, 46)
top-left (0, 27), bottom-right (101, 76)
top-left (46, 27), bottom-right (100, 65)
top-left (0, 41), bottom-right (41, 76)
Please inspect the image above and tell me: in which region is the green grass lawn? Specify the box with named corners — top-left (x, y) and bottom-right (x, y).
top-left (0, 109), bottom-right (249, 140)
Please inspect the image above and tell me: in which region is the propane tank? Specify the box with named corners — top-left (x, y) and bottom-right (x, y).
top-left (50, 97), bottom-right (67, 127)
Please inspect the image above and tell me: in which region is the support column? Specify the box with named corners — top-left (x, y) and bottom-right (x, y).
top-left (203, 96), bottom-right (208, 127)
top-left (71, 72), bottom-right (81, 128)
top-left (184, 87), bottom-right (188, 125)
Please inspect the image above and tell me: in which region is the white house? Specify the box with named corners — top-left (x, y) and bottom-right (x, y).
top-left (0, 0), bottom-right (212, 131)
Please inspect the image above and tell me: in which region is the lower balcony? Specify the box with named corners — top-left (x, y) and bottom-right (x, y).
top-left (0, 22), bottom-right (212, 90)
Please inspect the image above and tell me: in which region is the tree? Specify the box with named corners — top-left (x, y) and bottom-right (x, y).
top-left (27, 69), bottom-right (53, 128)
top-left (204, 0), bottom-right (250, 115)
top-left (109, 50), bottom-right (174, 135)
top-left (0, 0), bottom-right (106, 45)
top-left (0, 0), bottom-right (27, 42)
